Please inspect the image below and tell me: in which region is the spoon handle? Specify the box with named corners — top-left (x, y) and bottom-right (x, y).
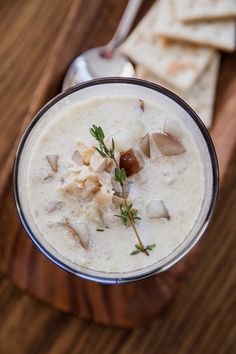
top-left (104, 0), bottom-right (143, 54)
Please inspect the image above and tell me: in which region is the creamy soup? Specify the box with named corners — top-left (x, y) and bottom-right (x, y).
top-left (24, 95), bottom-right (205, 273)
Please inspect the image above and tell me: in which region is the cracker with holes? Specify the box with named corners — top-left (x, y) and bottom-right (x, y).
top-left (154, 0), bottom-right (236, 52)
top-left (136, 52), bottom-right (220, 129)
top-left (174, 0), bottom-right (236, 23)
top-left (121, 1), bottom-right (214, 91)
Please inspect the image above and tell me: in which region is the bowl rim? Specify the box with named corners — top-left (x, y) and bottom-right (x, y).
top-left (13, 77), bottom-right (219, 284)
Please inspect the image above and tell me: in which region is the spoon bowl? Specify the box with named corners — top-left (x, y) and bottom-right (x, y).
top-left (62, 0), bottom-right (143, 91)
top-left (62, 47), bottom-right (135, 91)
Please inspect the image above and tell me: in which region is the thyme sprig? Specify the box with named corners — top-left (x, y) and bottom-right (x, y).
top-left (90, 125), bottom-right (156, 256)
top-left (115, 204), bottom-right (141, 226)
top-left (90, 125), bottom-right (115, 158)
top-left (114, 167), bottom-right (126, 185)
top-left (130, 243), bottom-right (156, 256)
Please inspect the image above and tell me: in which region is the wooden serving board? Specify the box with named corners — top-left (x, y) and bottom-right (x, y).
top-left (0, 0), bottom-right (235, 328)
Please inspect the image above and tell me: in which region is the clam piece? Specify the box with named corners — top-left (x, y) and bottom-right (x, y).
top-left (77, 142), bottom-right (95, 165)
top-left (164, 117), bottom-right (183, 140)
top-left (72, 150), bottom-right (83, 166)
top-left (71, 166), bottom-right (101, 199)
top-left (94, 186), bottom-right (113, 207)
top-left (64, 221), bottom-right (90, 250)
top-left (90, 152), bottom-right (106, 173)
top-left (85, 203), bottom-right (103, 224)
top-left (120, 148), bottom-right (143, 177)
top-left (46, 154), bottom-right (58, 172)
top-left (146, 200), bottom-right (170, 220)
top-left (60, 179), bottom-right (79, 196)
top-left (152, 133), bottom-right (186, 156)
top-left (82, 179), bottom-right (100, 197)
top-left (139, 134), bottom-right (150, 158)
top-left (112, 195), bottom-right (125, 207)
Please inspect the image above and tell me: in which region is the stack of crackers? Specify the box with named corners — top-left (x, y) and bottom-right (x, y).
top-left (121, 0), bottom-right (236, 128)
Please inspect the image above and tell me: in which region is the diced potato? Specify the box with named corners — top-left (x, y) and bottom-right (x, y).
top-left (113, 130), bottom-right (133, 152)
top-left (113, 120), bottom-right (146, 152)
top-left (146, 200), bottom-right (170, 220)
top-left (72, 150), bottom-right (83, 166)
top-left (139, 134), bottom-right (150, 157)
top-left (46, 154), bottom-right (58, 173)
top-left (85, 203), bottom-right (103, 224)
top-left (98, 171), bottom-right (112, 188)
top-left (69, 223), bottom-right (91, 249)
top-left (152, 133), bottom-right (186, 156)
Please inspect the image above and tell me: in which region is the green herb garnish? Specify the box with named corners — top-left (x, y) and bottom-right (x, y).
top-left (90, 125), bottom-right (156, 256)
top-left (115, 204), bottom-right (141, 226)
top-left (130, 243), bottom-right (156, 256)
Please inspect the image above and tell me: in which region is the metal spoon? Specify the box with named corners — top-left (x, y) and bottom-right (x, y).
top-left (62, 0), bottom-right (143, 91)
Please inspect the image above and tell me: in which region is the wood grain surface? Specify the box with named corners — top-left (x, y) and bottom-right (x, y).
top-left (0, 0), bottom-right (236, 352)
top-left (0, 162), bottom-right (235, 354)
top-left (0, 0), bottom-right (214, 327)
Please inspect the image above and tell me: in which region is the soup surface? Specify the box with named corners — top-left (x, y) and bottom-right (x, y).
top-left (26, 95), bottom-right (205, 273)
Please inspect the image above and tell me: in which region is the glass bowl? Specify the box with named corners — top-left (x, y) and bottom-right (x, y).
top-left (13, 78), bottom-right (219, 284)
